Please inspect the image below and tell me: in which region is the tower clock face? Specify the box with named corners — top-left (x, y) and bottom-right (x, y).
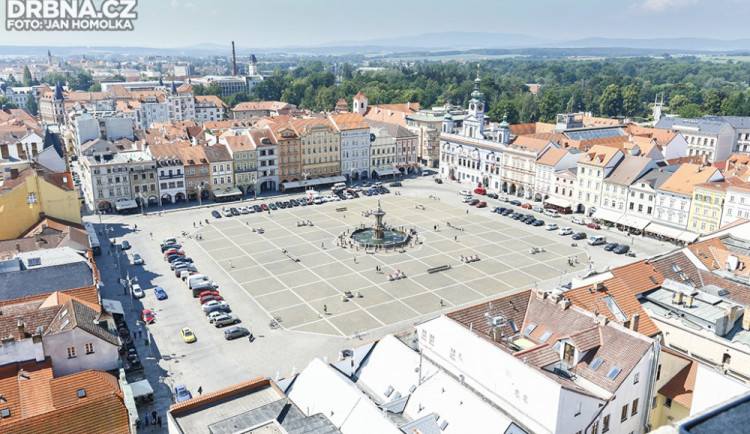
top-left (478, 103), bottom-right (484, 111)
top-left (469, 103), bottom-right (475, 111)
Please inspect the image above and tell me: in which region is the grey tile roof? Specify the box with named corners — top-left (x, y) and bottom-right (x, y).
top-left (655, 117), bottom-right (730, 134)
top-left (604, 155), bottom-right (655, 186)
top-left (208, 398), bottom-right (341, 434)
top-left (45, 298), bottom-right (120, 346)
top-left (399, 413), bottom-right (441, 434)
top-left (702, 115), bottom-right (750, 129)
top-left (0, 260), bottom-right (94, 302)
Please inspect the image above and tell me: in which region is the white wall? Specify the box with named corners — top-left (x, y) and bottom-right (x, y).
top-left (0, 338), bottom-right (45, 366)
top-left (691, 364), bottom-right (749, 415)
top-left (44, 328), bottom-right (120, 377)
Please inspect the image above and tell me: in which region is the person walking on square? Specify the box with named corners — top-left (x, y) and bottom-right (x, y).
top-left (145, 413), bottom-right (150, 426)
top-left (198, 386), bottom-right (203, 395)
top-left (158, 416), bottom-right (162, 428)
top-left (323, 305), bottom-right (328, 315)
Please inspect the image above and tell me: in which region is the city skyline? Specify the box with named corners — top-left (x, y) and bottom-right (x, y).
top-left (1, 0), bottom-right (749, 48)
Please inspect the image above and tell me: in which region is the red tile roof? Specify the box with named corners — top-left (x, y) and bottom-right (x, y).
top-left (659, 360), bottom-right (697, 408)
top-left (170, 376), bottom-right (271, 414)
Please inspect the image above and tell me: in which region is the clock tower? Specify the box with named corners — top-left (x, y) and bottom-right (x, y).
top-left (463, 65), bottom-right (485, 139)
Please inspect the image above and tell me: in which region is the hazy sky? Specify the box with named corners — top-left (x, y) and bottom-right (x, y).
top-left (1, 0), bottom-right (748, 47)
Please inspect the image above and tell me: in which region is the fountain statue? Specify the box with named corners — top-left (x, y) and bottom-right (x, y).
top-left (349, 200), bottom-right (411, 250)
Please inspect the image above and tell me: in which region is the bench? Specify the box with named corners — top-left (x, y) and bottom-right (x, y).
top-left (427, 265), bottom-right (452, 274)
top-left (336, 207), bottom-right (348, 212)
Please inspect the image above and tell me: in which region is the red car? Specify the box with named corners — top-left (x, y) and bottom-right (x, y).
top-left (587, 222), bottom-right (601, 230)
top-left (141, 309), bottom-right (155, 324)
top-left (521, 203), bottom-right (532, 209)
top-left (199, 295), bottom-right (218, 305)
top-left (199, 290), bottom-right (221, 299)
top-left (260, 203), bottom-right (269, 211)
top-left (476, 201), bottom-right (487, 208)
top-left (164, 249), bottom-right (184, 258)
top-left (474, 188), bottom-right (486, 195)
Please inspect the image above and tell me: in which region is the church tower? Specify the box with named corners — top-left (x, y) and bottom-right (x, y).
top-left (353, 91), bottom-right (368, 115)
top-left (498, 114), bottom-right (511, 145)
top-left (462, 65), bottom-right (485, 139)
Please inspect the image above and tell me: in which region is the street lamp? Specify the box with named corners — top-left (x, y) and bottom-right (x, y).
top-left (302, 171), bottom-right (310, 192)
top-left (125, 271), bottom-right (138, 311)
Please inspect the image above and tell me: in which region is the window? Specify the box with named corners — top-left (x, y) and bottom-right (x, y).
top-left (590, 357), bottom-right (603, 371)
top-left (67, 347), bottom-right (76, 358)
top-left (85, 343), bottom-right (94, 354)
top-left (26, 193), bottom-right (37, 204)
top-left (450, 348), bottom-right (456, 360)
top-left (621, 404), bottom-right (628, 421)
top-left (631, 398), bottom-right (638, 416)
top-left (602, 414), bottom-right (610, 433)
top-left (591, 420), bottom-right (599, 434)
top-left (634, 372), bottom-right (640, 384)
top-left (664, 397), bottom-right (672, 408)
top-left (429, 334), bottom-right (434, 345)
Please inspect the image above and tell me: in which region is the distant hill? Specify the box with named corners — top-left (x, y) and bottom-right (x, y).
top-left (553, 37), bottom-right (750, 52)
top-left (320, 32), bottom-right (549, 50)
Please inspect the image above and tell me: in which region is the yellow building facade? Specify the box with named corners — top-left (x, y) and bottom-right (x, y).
top-left (0, 167), bottom-right (81, 240)
top-left (687, 179), bottom-right (745, 235)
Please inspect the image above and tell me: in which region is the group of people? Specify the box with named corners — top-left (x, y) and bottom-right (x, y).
top-left (567, 257), bottom-right (579, 266)
top-left (139, 411), bottom-right (162, 429)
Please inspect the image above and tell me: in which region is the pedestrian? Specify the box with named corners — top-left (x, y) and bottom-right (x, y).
top-left (454, 235), bottom-right (457, 241)
top-left (145, 413), bottom-right (150, 426)
top-left (149, 232), bottom-right (153, 240)
top-left (133, 330), bottom-right (137, 340)
top-left (323, 305), bottom-right (328, 315)
top-left (193, 222), bottom-right (196, 228)
top-left (466, 209), bottom-right (469, 214)
top-left (157, 416), bottom-right (162, 428)
top-left (198, 386), bottom-right (203, 395)
top-left (152, 410), bottom-right (157, 421)
top-left (440, 299), bottom-right (445, 307)
top-left (321, 242), bottom-right (324, 248)
top-left (268, 210), bottom-right (271, 215)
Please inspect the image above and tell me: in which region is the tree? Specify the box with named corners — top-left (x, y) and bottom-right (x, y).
top-left (622, 84), bottom-right (640, 118)
top-left (89, 83), bottom-right (102, 92)
top-left (0, 97), bottom-right (17, 109)
top-left (25, 93), bottom-right (38, 116)
top-left (678, 103), bottom-right (702, 118)
top-left (702, 90), bottom-right (723, 115)
top-left (669, 95), bottom-right (689, 113)
top-left (22, 66), bottom-right (33, 86)
top-left (599, 84), bottom-right (623, 117)
top-left (6, 74), bottom-right (18, 86)
top-left (342, 63), bottom-right (354, 81)
top-left (111, 74), bottom-right (126, 82)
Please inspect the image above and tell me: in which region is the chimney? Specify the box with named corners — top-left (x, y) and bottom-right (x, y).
top-left (17, 316), bottom-right (24, 340)
top-left (596, 313), bottom-right (609, 326)
top-left (558, 298), bottom-right (571, 310)
top-left (672, 292), bottom-right (683, 305)
top-left (630, 314), bottom-right (640, 332)
top-left (536, 289), bottom-right (547, 300)
top-left (231, 41), bottom-right (237, 76)
top-left (742, 309), bottom-right (750, 331)
top-left (686, 295), bottom-right (695, 308)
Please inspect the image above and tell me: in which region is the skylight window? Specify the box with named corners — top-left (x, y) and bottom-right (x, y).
top-left (606, 366), bottom-right (622, 380)
top-left (671, 264), bottom-right (682, 273)
top-left (523, 323), bottom-right (538, 335)
top-left (540, 331), bottom-right (553, 343)
top-left (590, 357), bottom-right (603, 371)
top-left (649, 276), bottom-right (659, 285)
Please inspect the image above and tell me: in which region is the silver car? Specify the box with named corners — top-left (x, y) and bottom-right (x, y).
top-left (213, 314), bottom-right (241, 328)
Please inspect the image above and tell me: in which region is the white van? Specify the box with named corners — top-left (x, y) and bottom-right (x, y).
top-left (332, 182), bottom-right (347, 192)
top-left (544, 209), bottom-right (560, 218)
top-left (187, 274), bottom-right (210, 289)
top-left (587, 235), bottom-right (607, 246)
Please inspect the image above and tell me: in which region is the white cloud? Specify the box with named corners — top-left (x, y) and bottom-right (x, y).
top-left (170, 0), bottom-right (179, 7)
top-left (637, 0), bottom-right (699, 13)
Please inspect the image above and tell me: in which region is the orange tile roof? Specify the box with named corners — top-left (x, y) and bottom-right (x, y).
top-left (195, 95), bottom-right (227, 108)
top-left (578, 145), bottom-right (622, 167)
top-left (625, 124), bottom-right (679, 145)
top-left (170, 376), bottom-right (271, 413)
top-left (659, 360), bottom-right (697, 408)
top-left (509, 122), bottom-right (556, 136)
top-left (659, 164), bottom-right (721, 195)
top-left (565, 260), bottom-right (664, 337)
top-left (509, 136), bottom-right (554, 153)
top-left (329, 113), bottom-right (368, 131)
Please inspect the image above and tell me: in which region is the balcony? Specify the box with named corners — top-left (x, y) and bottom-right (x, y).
top-left (160, 173), bottom-right (183, 179)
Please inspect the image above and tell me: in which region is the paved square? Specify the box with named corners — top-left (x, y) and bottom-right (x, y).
top-left (190, 194), bottom-right (641, 338)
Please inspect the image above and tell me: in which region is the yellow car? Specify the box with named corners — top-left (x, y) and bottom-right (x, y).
top-left (180, 327), bottom-right (196, 343)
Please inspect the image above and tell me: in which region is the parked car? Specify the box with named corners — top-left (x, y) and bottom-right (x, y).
top-left (521, 203), bottom-right (532, 209)
top-left (571, 232), bottom-right (587, 240)
top-left (202, 300), bottom-right (230, 313)
top-left (141, 309), bottom-right (154, 324)
top-left (269, 203), bottom-right (277, 210)
top-left (434, 178), bottom-right (443, 184)
top-left (212, 210), bottom-right (222, 218)
top-left (253, 205), bottom-right (262, 212)
top-left (474, 188), bottom-right (486, 195)
top-left (224, 327), bottom-right (250, 340)
top-left (230, 207), bottom-right (240, 216)
top-left (161, 243), bottom-right (182, 253)
top-left (558, 227), bottom-right (573, 236)
top-left (487, 193), bottom-right (498, 199)
top-left (462, 196), bottom-right (474, 203)
top-left (511, 213), bottom-right (522, 220)
top-left (613, 244), bottom-right (631, 255)
top-left (603, 243), bottom-right (619, 252)
top-left (160, 238), bottom-right (177, 248)
top-left (239, 207), bottom-right (250, 214)
top-left (499, 195), bottom-right (509, 202)
top-left (509, 200), bottom-right (522, 206)
top-left (588, 235), bottom-right (607, 246)
top-left (525, 218), bottom-right (537, 225)
top-left (532, 220), bottom-right (545, 227)
top-left (154, 287), bottom-right (168, 300)
top-left (181, 327), bottom-right (196, 343)
top-left (260, 203), bottom-right (269, 211)
top-left (174, 264), bottom-right (197, 277)
top-left (132, 253), bottom-right (144, 265)
top-left (199, 290), bottom-right (221, 299)
top-left (174, 384), bottom-right (192, 402)
top-left (132, 284), bottom-right (144, 299)
top-left (460, 189), bottom-right (472, 196)
top-left (206, 311), bottom-right (225, 323)
top-left (213, 314), bottom-right (241, 328)
top-left (389, 181), bottom-right (402, 187)
top-left (572, 216), bottom-right (586, 225)
top-left (121, 240), bottom-right (131, 250)
top-left (502, 209), bottom-right (514, 216)
top-left (532, 205), bottom-right (544, 213)
top-left (223, 208), bottom-right (232, 217)
top-left (543, 209), bottom-right (560, 218)
top-left (587, 222), bottom-right (601, 230)
top-left (469, 199), bottom-right (480, 206)
top-left (290, 199), bottom-right (299, 206)
top-left (545, 223), bottom-right (558, 231)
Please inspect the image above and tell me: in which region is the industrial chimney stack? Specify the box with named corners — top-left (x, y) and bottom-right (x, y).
top-left (231, 41), bottom-right (237, 76)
